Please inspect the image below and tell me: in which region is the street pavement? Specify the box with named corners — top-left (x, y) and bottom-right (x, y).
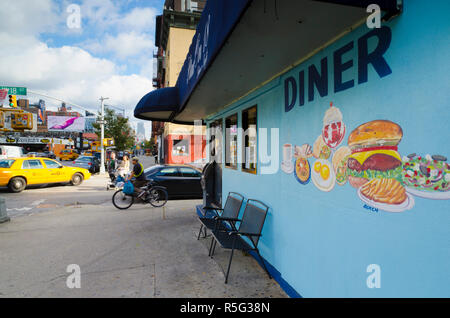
top-left (1, 155), bottom-right (156, 218)
top-left (0, 156), bottom-right (287, 298)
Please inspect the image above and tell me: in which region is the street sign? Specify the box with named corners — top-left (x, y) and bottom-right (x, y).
top-left (0, 86), bottom-right (27, 96)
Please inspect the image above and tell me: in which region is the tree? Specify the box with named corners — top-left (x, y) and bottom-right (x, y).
top-left (144, 138), bottom-right (156, 152)
top-left (93, 108), bottom-right (135, 151)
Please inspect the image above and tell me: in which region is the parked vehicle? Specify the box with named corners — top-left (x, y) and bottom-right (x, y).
top-left (0, 146), bottom-right (24, 159)
top-left (41, 151), bottom-right (57, 159)
top-left (57, 149), bottom-right (79, 161)
top-left (0, 158), bottom-right (91, 193)
top-left (144, 165), bottom-right (203, 199)
top-left (70, 156), bottom-right (100, 174)
top-left (30, 151), bottom-right (57, 159)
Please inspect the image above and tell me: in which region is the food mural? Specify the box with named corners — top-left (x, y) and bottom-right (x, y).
top-left (281, 103), bottom-right (450, 213)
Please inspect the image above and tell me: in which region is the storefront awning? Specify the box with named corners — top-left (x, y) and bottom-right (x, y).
top-left (134, 0), bottom-right (401, 124)
top-left (134, 87), bottom-right (180, 121)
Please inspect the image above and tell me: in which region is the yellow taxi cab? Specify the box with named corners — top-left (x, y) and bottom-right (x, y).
top-left (57, 149), bottom-right (79, 161)
top-left (0, 157), bottom-right (91, 193)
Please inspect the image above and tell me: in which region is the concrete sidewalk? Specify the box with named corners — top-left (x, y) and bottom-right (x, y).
top-left (0, 199), bottom-right (287, 298)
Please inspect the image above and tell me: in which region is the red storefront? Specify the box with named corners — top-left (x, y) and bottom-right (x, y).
top-left (165, 133), bottom-right (206, 165)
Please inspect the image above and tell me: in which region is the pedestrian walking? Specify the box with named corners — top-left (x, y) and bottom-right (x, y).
top-left (117, 155), bottom-right (130, 178)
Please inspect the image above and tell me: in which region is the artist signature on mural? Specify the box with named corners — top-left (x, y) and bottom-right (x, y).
top-left (363, 204), bottom-right (379, 213)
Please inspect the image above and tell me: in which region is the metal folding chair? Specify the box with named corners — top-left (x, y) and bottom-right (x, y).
top-left (197, 192), bottom-right (244, 240)
top-left (209, 199), bottom-right (272, 284)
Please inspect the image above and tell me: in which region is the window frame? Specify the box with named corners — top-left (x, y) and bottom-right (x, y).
top-left (43, 159), bottom-right (62, 169)
top-left (179, 167), bottom-right (201, 178)
top-left (172, 138), bottom-right (190, 157)
top-left (242, 105), bottom-right (258, 174)
top-left (157, 167), bottom-right (182, 177)
top-left (225, 113), bottom-right (238, 170)
top-left (24, 159), bottom-right (44, 170)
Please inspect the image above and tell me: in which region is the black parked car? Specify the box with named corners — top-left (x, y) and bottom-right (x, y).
top-left (144, 165), bottom-right (203, 199)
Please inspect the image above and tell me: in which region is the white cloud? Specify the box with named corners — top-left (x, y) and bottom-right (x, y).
top-left (118, 7), bottom-right (157, 31)
top-left (0, 34), bottom-right (153, 114)
top-left (84, 31), bottom-right (154, 60)
top-left (0, 0), bottom-right (156, 116)
top-left (0, 0), bottom-right (62, 36)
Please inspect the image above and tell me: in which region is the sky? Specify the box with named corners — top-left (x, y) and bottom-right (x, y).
top-left (0, 0), bottom-right (166, 139)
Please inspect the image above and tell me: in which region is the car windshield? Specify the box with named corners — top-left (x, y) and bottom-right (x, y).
top-left (76, 157), bottom-right (92, 162)
top-left (0, 160), bottom-right (15, 168)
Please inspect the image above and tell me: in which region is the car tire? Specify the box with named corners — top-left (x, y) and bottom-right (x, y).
top-left (8, 177), bottom-right (27, 193)
top-left (70, 173), bottom-right (84, 186)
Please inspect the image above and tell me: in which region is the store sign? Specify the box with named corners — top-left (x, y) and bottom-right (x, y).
top-left (177, 0), bottom-right (251, 107)
top-left (48, 116), bottom-right (85, 132)
top-left (0, 137), bottom-right (66, 144)
top-left (284, 26), bottom-right (392, 112)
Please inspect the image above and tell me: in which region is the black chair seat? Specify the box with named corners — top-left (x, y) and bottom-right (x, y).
top-left (211, 230), bottom-right (253, 251)
top-left (199, 217), bottom-right (234, 232)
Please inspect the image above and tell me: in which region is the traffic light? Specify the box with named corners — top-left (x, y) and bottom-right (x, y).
top-left (8, 95), bottom-right (17, 108)
top-left (0, 111), bottom-right (4, 128)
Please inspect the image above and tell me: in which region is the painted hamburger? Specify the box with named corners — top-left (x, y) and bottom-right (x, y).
top-left (347, 120), bottom-right (403, 189)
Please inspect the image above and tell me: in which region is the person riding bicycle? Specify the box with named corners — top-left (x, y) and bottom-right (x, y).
top-left (127, 157), bottom-right (147, 192)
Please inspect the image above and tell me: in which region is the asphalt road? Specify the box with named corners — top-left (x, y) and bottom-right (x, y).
top-left (0, 155), bottom-right (286, 298)
top-left (0, 156), bottom-right (157, 219)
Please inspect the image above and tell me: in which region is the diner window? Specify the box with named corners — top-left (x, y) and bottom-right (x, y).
top-left (225, 114), bottom-right (238, 169)
top-left (242, 106), bottom-right (257, 174)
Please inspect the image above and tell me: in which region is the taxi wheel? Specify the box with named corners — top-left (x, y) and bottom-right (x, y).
top-left (8, 177), bottom-right (27, 193)
top-left (71, 173), bottom-right (84, 186)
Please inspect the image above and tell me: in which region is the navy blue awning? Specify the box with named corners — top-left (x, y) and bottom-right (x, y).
top-left (134, 87), bottom-right (180, 121)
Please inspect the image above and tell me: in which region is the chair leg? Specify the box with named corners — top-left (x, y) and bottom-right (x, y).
top-left (225, 239), bottom-right (237, 284)
top-left (208, 237), bottom-right (215, 257)
top-left (210, 240), bottom-right (217, 258)
top-left (197, 224), bottom-right (203, 240)
top-left (203, 226), bottom-right (208, 238)
top-left (256, 249), bottom-right (272, 279)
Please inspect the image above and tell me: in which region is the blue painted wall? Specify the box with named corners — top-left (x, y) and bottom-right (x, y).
top-left (206, 1), bottom-right (450, 297)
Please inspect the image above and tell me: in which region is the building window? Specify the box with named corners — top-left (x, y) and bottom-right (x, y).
top-left (242, 106), bottom-right (257, 174)
top-left (172, 139), bottom-right (190, 156)
top-left (225, 114), bottom-right (238, 169)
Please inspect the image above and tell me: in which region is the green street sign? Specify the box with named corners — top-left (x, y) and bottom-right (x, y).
top-left (0, 86), bottom-right (27, 96)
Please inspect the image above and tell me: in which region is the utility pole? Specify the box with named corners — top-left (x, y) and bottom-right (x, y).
top-left (99, 97), bottom-right (109, 174)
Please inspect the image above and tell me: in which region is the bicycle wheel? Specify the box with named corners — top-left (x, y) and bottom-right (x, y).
top-left (112, 190), bottom-right (134, 210)
top-left (148, 187), bottom-right (168, 208)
